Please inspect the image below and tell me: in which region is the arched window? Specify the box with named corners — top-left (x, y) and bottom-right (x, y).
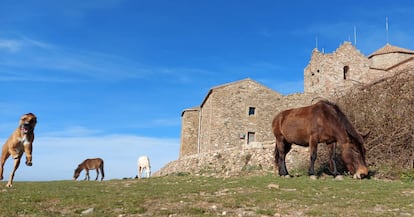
top-left (343, 66), bottom-right (349, 80)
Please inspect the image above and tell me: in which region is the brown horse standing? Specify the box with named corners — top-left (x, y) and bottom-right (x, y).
top-left (73, 158), bottom-right (105, 181)
top-left (272, 100), bottom-right (368, 179)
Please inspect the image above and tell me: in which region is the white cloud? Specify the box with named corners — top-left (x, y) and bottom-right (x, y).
top-left (41, 126), bottom-right (103, 137)
top-left (0, 34), bottom-right (215, 84)
top-left (0, 39), bottom-right (22, 53)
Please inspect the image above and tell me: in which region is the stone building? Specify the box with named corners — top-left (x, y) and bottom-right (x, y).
top-left (178, 42), bottom-right (414, 160)
top-left (180, 78), bottom-right (284, 158)
top-left (304, 42), bottom-right (414, 97)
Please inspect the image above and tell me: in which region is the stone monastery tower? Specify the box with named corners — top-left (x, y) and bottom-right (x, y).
top-left (304, 42), bottom-right (414, 96)
top-left (179, 42), bottom-right (414, 159)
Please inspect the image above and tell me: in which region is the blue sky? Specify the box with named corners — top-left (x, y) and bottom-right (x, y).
top-left (1, 0), bottom-right (413, 181)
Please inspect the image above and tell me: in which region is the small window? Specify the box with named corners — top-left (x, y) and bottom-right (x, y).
top-left (343, 66), bottom-right (349, 80)
top-left (248, 107), bottom-right (256, 116)
top-left (247, 132), bottom-right (255, 144)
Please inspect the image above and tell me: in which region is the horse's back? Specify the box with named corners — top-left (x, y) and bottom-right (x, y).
top-left (138, 156), bottom-right (150, 167)
top-left (272, 101), bottom-right (340, 145)
top-left (272, 101), bottom-right (355, 146)
top-left (84, 158), bottom-right (104, 168)
top-left (272, 105), bottom-right (316, 145)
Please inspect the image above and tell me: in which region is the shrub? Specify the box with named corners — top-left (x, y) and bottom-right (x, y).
top-left (334, 69), bottom-right (413, 178)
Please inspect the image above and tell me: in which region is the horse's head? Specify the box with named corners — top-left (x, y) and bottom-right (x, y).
top-left (73, 168), bottom-right (81, 180)
top-left (341, 132), bottom-right (370, 179)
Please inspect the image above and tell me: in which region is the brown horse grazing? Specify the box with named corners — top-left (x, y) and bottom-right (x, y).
top-left (0, 113), bottom-right (37, 187)
top-left (272, 100), bottom-right (369, 179)
top-left (73, 158), bottom-right (105, 181)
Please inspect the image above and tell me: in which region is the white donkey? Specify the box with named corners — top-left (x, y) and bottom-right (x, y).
top-left (137, 155), bottom-right (151, 179)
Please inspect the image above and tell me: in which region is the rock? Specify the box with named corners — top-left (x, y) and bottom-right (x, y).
top-left (81, 208), bottom-right (94, 215)
top-left (267, 184), bottom-right (280, 189)
top-left (309, 175), bottom-right (318, 180)
top-left (335, 175), bottom-right (344, 181)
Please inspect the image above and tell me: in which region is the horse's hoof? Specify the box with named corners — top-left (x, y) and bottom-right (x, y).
top-left (6, 183), bottom-right (13, 188)
top-left (283, 175), bottom-right (291, 178)
top-left (353, 174), bottom-right (362, 179)
top-left (26, 162), bottom-right (32, 166)
top-left (309, 175), bottom-right (318, 180)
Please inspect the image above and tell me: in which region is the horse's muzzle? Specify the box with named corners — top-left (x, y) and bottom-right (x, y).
top-left (353, 167), bottom-right (368, 179)
top-left (26, 161), bottom-right (32, 166)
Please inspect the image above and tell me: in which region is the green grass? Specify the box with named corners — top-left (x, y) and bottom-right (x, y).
top-left (1, 174), bottom-right (413, 216)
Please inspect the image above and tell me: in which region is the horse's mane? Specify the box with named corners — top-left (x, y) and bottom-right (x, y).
top-left (319, 100), bottom-right (364, 145)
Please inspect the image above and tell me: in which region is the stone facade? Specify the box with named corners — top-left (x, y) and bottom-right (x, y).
top-left (195, 79), bottom-right (282, 155)
top-left (157, 42), bottom-right (414, 176)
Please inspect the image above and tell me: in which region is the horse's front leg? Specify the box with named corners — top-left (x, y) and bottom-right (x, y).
top-left (327, 142), bottom-right (339, 177)
top-left (6, 156), bottom-right (22, 187)
top-left (308, 137), bottom-right (318, 177)
top-left (146, 167), bottom-right (151, 177)
top-left (85, 170), bottom-right (90, 181)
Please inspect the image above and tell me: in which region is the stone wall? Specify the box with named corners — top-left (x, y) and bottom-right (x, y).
top-left (155, 143), bottom-right (309, 177)
top-left (179, 107), bottom-right (199, 158)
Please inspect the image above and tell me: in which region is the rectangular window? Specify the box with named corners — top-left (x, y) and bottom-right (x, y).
top-left (247, 132), bottom-right (255, 144)
top-left (248, 107), bottom-right (256, 116)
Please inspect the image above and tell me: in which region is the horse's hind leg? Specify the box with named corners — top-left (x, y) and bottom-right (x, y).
top-left (100, 165), bottom-right (104, 181)
top-left (275, 138), bottom-right (290, 176)
top-left (95, 168), bottom-right (99, 181)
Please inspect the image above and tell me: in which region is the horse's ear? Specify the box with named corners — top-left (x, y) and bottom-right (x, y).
top-left (361, 130), bottom-right (370, 140)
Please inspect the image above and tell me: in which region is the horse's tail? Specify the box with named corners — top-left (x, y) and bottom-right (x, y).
top-left (328, 101), bottom-right (364, 145)
top-left (100, 160), bottom-right (105, 180)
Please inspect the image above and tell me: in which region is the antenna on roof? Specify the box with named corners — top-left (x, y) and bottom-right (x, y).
top-left (385, 17), bottom-right (389, 44)
top-left (354, 26), bottom-right (357, 47)
top-left (315, 36), bottom-right (318, 49)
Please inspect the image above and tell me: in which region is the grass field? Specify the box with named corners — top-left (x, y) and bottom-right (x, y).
top-left (0, 173), bottom-right (413, 217)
